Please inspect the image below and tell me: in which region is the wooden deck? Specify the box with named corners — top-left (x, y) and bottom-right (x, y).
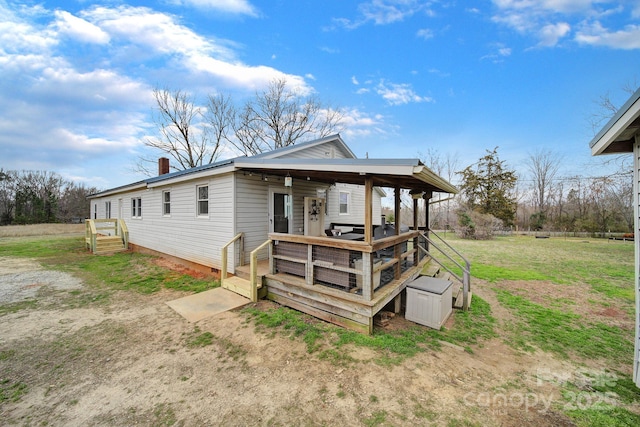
top-left (264, 250), bottom-right (430, 334)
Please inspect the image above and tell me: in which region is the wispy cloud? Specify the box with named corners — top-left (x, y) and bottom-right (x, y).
top-left (490, 0), bottom-right (638, 49)
top-left (330, 0), bottom-right (437, 30)
top-left (171, 0), bottom-right (258, 16)
top-left (575, 21), bottom-right (640, 49)
top-left (375, 80), bottom-right (433, 105)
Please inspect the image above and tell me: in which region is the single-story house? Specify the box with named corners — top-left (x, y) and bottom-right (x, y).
top-left (589, 86), bottom-right (640, 386)
top-left (88, 134), bottom-right (464, 333)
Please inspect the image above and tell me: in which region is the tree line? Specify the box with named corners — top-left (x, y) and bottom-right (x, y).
top-left (425, 147), bottom-right (633, 238)
top-left (0, 170), bottom-right (97, 225)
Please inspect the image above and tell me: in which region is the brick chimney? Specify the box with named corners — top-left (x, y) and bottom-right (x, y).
top-left (158, 157), bottom-right (170, 175)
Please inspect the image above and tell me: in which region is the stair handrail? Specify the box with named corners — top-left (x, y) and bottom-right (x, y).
top-left (86, 219), bottom-right (98, 254)
top-left (418, 230), bottom-right (471, 311)
top-left (118, 219), bottom-right (129, 249)
top-left (249, 239), bottom-right (272, 302)
top-left (221, 232), bottom-right (244, 283)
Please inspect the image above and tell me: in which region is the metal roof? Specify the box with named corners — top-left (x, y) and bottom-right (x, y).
top-left (590, 86), bottom-right (640, 155)
top-left (89, 135), bottom-right (457, 198)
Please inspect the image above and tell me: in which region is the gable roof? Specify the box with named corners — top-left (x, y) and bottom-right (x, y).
top-left (252, 134), bottom-right (356, 159)
top-left (89, 134), bottom-right (457, 198)
top-left (590, 87), bottom-right (640, 155)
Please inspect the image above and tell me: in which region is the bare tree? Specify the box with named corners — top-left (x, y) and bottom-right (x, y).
top-left (526, 149), bottom-right (562, 215)
top-left (140, 88), bottom-right (222, 174)
top-left (231, 78), bottom-right (344, 156)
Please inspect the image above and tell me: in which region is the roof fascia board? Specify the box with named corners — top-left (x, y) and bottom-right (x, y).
top-left (147, 164), bottom-right (235, 188)
top-left (590, 87), bottom-right (640, 156)
top-left (88, 182), bottom-right (147, 199)
top-left (235, 158), bottom-right (417, 176)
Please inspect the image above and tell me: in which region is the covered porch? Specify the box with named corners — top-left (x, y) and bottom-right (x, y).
top-left (227, 158), bottom-right (468, 334)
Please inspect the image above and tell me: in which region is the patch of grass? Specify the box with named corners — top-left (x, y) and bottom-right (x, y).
top-left (0, 236), bottom-right (218, 295)
top-left (244, 296), bottom-right (496, 365)
top-left (565, 405), bottom-right (640, 426)
top-left (152, 403), bottom-right (177, 427)
top-left (471, 263), bottom-right (551, 282)
top-left (243, 306), bottom-right (326, 353)
top-left (0, 299), bottom-right (38, 316)
top-left (0, 380), bottom-right (28, 402)
top-left (495, 289), bottom-right (633, 363)
top-left (186, 330), bottom-right (214, 348)
top-left (362, 410), bottom-right (387, 427)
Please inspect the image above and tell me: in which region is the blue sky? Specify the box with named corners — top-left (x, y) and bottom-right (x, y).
top-left (1, 0), bottom-right (639, 190)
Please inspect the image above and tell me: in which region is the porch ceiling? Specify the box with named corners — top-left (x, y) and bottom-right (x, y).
top-left (234, 158), bottom-right (458, 194)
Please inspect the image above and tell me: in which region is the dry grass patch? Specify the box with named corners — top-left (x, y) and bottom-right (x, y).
top-left (0, 223), bottom-right (84, 238)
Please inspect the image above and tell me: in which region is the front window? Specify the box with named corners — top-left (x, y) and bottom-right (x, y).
top-left (105, 201), bottom-right (111, 219)
top-left (132, 197), bottom-right (142, 218)
top-left (339, 191), bottom-right (350, 215)
top-left (197, 185), bottom-right (208, 216)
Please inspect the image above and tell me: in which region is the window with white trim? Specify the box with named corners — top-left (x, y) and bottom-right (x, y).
top-left (131, 197), bottom-right (142, 218)
top-left (339, 191), bottom-right (350, 215)
top-left (197, 185), bottom-right (209, 216)
top-left (163, 191), bottom-right (171, 216)
top-left (105, 201), bottom-right (111, 219)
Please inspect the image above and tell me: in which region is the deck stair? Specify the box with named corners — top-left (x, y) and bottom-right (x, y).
top-left (418, 258), bottom-right (471, 309)
top-left (221, 276), bottom-right (267, 300)
top-left (85, 219), bottom-right (129, 255)
top-left (94, 235), bottom-right (127, 254)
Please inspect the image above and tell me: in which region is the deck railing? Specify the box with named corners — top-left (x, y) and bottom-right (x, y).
top-left (268, 231), bottom-right (426, 301)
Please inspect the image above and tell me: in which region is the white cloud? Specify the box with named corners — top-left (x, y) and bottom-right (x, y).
top-left (81, 5), bottom-right (313, 93)
top-left (537, 22), bottom-right (571, 46)
top-left (352, 76), bottom-right (360, 85)
top-left (341, 108), bottom-right (387, 138)
top-left (416, 28), bottom-right (434, 40)
top-left (575, 21), bottom-right (640, 49)
top-left (175, 0), bottom-right (258, 16)
top-left (490, 0), bottom-right (635, 49)
top-left (333, 0), bottom-right (437, 29)
top-left (53, 11), bottom-right (110, 44)
top-left (375, 80), bottom-right (433, 105)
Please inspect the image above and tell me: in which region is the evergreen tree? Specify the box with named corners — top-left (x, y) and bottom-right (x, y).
top-left (457, 147), bottom-right (517, 226)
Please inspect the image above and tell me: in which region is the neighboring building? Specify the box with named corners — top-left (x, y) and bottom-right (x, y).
top-left (589, 87), bottom-right (640, 387)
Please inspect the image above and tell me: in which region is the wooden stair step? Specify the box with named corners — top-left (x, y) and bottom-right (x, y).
top-left (223, 276), bottom-right (265, 300)
top-left (420, 262), bottom-right (440, 277)
top-left (454, 290), bottom-right (472, 310)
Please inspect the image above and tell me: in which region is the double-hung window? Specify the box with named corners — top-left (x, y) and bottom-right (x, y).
top-left (132, 197), bottom-right (142, 218)
top-left (197, 185), bottom-right (208, 216)
top-left (163, 191), bottom-right (171, 216)
top-left (339, 191), bottom-right (350, 215)
top-left (105, 201), bottom-right (111, 219)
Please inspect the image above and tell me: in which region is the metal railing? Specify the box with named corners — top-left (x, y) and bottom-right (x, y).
top-left (417, 230), bottom-right (471, 310)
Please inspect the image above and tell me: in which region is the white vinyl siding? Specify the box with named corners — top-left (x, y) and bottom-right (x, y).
top-left (634, 136), bottom-right (640, 386)
top-left (271, 140), bottom-right (352, 160)
top-left (327, 183), bottom-right (382, 226)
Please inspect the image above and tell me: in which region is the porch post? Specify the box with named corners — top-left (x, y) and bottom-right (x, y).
top-left (394, 186), bottom-right (401, 279)
top-left (365, 177), bottom-right (373, 244)
top-left (413, 196), bottom-right (419, 265)
top-left (423, 191), bottom-right (432, 251)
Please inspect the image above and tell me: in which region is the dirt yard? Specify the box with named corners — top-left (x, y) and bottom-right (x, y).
top-left (1, 262), bottom-right (594, 426)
